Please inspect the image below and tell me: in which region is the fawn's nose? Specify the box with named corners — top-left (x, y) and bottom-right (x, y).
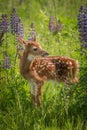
top-left (42, 51), bottom-right (49, 57)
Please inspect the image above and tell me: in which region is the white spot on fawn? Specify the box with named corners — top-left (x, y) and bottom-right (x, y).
top-left (66, 62), bottom-right (69, 65)
top-left (69, 61), bottom-right (72, 65)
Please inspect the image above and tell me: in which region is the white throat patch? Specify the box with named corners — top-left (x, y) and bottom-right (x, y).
top-left (27, 54), bottom-right (35, 61)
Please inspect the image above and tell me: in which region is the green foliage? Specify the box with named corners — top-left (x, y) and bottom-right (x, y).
top-left (0, 0), bottom-right (87, 130)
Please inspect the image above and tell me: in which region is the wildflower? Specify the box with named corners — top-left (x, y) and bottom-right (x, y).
top-left (15, 19), bottom-right (24, 58)
top-left (78, 5), bottom-right (87, 48)
top-left (0, 14), bottom-right (9, 43)
top-left (18, 18), bottom-right (24, 38)
top-left (1, 14), bottom-right (9, 33)
top-left (49, 16), bottom-right (56, 32)
top-left (28, 23), bottom-right (36, 41)
top-left (2, 52), bottom-right (11, 69)
top-left (0, 24), bottom-right (4, 44)
top-left (0, 19), bottom-right (2, 30)
top-left (10, 8), bottom-right (19, 34)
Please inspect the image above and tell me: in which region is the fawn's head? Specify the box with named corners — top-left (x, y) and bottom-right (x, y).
top-left (18, 37), bottom-right (49, 61)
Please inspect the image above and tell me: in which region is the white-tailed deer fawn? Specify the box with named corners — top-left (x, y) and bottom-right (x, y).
top-left (18, 37), bottom-right (79, 106)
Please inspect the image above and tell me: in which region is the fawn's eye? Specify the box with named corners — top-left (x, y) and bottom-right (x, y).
top-left (33, 47), bottom-right (38, 51)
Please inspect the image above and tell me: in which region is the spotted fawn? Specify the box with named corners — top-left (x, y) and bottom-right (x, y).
top-left (18, 37), bottom-right (79, 106)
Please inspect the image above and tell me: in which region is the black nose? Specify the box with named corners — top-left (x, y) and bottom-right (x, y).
top-left (42, 52), bottom-right (49, 57)
top-left (45, 52), bottom-right (49, 56)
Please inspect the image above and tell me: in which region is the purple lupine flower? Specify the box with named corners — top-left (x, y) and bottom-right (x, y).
top-left (28, 23), bottom-right (36, 41)
top-left (78, 5), bottom-right (87, 48)
top-left (49, 16), bottom-right (56, 32)
top-left (0, 18), bottom-right (3, 33)
top-left (10, 8), bottom-right (19, 34)
top-left (1, 14), bottom-right (9, 33)
top-left (15, 19), bottom-right (24, 57)
top-left (0, 14), bottom-right (9, 33)
top-left (0, 14), bottom-right (9, 44)
top-left (18, 18), bottom-right (24, 38)
top-left (2, 52), bottom-right (11, 69)
top-left (0, 18), bottom-right (4, 44)
top-left (56, 19), bottom-right (62, 32)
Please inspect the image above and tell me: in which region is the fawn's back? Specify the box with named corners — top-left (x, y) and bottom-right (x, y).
top-left (30, 56), bottom-right (79, 84)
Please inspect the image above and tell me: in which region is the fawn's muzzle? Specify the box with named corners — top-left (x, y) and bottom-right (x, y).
top-left (42, 51), bottom-right (49, 57)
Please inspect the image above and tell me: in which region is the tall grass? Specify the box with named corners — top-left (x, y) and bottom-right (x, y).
top-left (0, 0), bottom-right (87, 130)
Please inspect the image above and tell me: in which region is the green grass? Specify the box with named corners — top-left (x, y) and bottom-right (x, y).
top-left (0, 0), bottom-right (87, 130)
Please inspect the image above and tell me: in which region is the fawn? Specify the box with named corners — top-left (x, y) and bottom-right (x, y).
top-left (18, 37), bottom-right (79, 106)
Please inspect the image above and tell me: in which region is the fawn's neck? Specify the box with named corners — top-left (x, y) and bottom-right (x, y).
top-left (20, 51), bottom-right (32, 79)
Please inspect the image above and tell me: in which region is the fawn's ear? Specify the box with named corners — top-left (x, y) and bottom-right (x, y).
top-left (32, 36), bottom-right (36, 42)
top-left (18, 36), bottom-right (26, 44)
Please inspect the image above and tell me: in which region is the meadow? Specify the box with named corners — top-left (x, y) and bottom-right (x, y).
top-left (0, 0), bottom-right (87, 130)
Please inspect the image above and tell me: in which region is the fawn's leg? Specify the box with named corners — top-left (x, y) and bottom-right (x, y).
top-left (36, 85), bottom-right (42, 106)
top-left (30, 69), bottom-right (45, 106)
top-left (30, 80), bottom-right (43, 106)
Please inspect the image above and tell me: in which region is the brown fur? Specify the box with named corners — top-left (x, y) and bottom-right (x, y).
top-left (18, 37), bottom-right (79, 106)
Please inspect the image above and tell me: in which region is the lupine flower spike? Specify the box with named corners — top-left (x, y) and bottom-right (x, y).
top-left (1, 14), bottom-right (9, 33)
top-left (78, 5), bottom-right (87, 49)
top-left (49, 16), bottom-right (56, 32)
top-left (0, 14), bottom-right (9, 44)
top-left (49, 16), bottom-right (62, 33)
top-left (16, 18), bottom-right (24, 58)
top-left (0, 18), bottom-right (4, 44)
top-left (28, 23), bottom-right (36, 41)
top-left (10, 8), bottom-right (24, 60)
top-left (18, 18), bottom-right (24, 38)
top-left (10, 8), bottom-right (19, 35)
